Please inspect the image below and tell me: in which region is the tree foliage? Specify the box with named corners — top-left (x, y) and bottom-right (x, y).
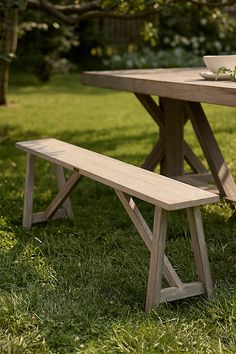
top-left (0, 0), bottom-right (26, 60)
top-left (21, 0), bottom-right (236, 24)
top-left (0, 0), bottom-right (27, 104)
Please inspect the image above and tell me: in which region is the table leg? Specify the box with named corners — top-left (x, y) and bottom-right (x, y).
top-left (183, 141), bottom-right (208, 174)
top-left (134, 93), bottom-right (236, 199)
top-left (186, 101), bottom-right (236, 198)
top-left (135, 93), bottom-right (164, 128)
top-left (159, 97), bottom-right (185, 176)
top-left (135, 93), bottom-right (205, 174)
top-left (142, 137), bottom-right (165, 171)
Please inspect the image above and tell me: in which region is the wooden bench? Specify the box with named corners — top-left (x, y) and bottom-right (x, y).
top-left (16, 138), bottom-right (219, 312)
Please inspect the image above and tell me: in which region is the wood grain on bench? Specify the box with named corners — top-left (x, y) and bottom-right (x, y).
top-left (16, 138), bottom-right (219, 211)
top-left (16, 138), bottom-right (219, 312)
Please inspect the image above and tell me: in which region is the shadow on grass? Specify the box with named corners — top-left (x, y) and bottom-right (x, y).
top-left (0, 75), bottom-right (236, 352)
top-left (9, 73), bottom-right (120, 96)
top-left (0, 123), bottom-right (158, 164)
top-left (0, 161), bottom-right (235, 351)
top-left (0, 122), bottom-right (236, 343)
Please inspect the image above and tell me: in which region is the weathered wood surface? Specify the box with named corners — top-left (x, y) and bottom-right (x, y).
top-left (81, 68), bottom-right (236, 107)
top-left (16, 138), bottom-right (219, 211)
top-left (186, 101), bottom-right (236, 197)
top-left (17, 138), bottom-right (217, 311)
top-left (22, 153), bottom-right (35, 228)
top-left (81, 68), bottom-right (236, 199)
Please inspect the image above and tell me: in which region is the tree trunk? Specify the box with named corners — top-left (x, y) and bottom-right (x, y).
top-left (0, 61), bottom-right (10, 105)
top-left (0, 8), bottom-right (18, 106)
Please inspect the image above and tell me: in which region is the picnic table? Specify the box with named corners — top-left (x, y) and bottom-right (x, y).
top-left (80, 68), bottom-right (236, 201)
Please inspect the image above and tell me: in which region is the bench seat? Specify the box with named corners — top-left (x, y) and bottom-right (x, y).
top-left (16, 138), bottom-right (218, 210)
top-left (16, 138), bottom-right (219, 312)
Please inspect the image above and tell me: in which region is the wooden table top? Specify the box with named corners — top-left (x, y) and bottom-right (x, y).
top-left (80, 68), bottom-right (236, 107)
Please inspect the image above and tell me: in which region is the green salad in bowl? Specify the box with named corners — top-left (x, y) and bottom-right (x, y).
top-left (216, 66), bottom-right (236, 81)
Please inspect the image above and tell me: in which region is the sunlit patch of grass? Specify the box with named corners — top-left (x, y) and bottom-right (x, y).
top-left (0, 73), bottom-right (235, 352)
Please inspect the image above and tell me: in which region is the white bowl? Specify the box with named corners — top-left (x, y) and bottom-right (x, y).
top-left (203, 55), bottom-right (236, 73)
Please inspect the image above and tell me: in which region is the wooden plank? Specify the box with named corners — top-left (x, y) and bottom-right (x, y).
top-left (224, 195), bottom-right (236, 202)
top-left (183, 141), bottom-right (208, 174)
top-left (159, 97), bottom-right (184, 176)
top-left (80, 68), bottom-right (236, 107)
top-left (145, 207), bottom-right (167, 312)
top-left (17, 140), bottom-right (74, 171)
top-left (16, 139), bottom-right (219, 211)
top-left (134, 93), bottom-right (165, 171)
top-left (142, 137), bottom-right (165, 171)
top-left (160, 281), bottom-right (205, 303)
top-left (187, 207), bottom-right (214, 298)
top-left (187, 101), bottom-right (236, 198)
top-left (45, 171), bottom-right (82, 219)
top-left (175, 173), bottom-right (213, 187)
top-left (53, 165), bottom-right (74, 219)
top-left (134, 93), bottom-right (164, 129)
top-left (23, 153), bottom-right (35, 229)
top-left (163, 256), bottom-right (183, 288)
top-left (187, 172), bottom-right (214, 184)
top-left (32, 208), bottom-right (65, 224)
top-left (135, 94), bottom-right (207, 175)
top-left (32, 211), bottom-right (47, 224)
top-left (115, 190), bottom-right (153, 251)
top-left (115, 190), bottom-right (184, 289)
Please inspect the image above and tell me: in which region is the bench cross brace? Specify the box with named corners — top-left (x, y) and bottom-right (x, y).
top-left (22, 153), bottom-right (82, 228)
top-left (115, 189), bottom-right (213, 312)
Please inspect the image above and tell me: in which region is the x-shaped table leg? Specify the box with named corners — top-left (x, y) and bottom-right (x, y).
top-left (135, 93), bottom-right (236, 199)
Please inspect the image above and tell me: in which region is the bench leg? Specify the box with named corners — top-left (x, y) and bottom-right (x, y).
top-left (30, 170), bottom-right (82, 226)
top-left (115, 190), bottom-right (182, 288)
top-left (115, 190), bottom-right (213, 312)
top-left (22, 155), bottom-right (82, 228)
top-left (187, 206), bottom-right (213, 298)
top-left (23, 153), bottom-right (35, 229)
top-left (53, 165), bottom-right (74, 219)
top-left (146, 206), bottom-right (167, 312)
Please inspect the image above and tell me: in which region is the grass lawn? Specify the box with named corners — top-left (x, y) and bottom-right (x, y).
top-left (0, 72), bottom-right (235, 353)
